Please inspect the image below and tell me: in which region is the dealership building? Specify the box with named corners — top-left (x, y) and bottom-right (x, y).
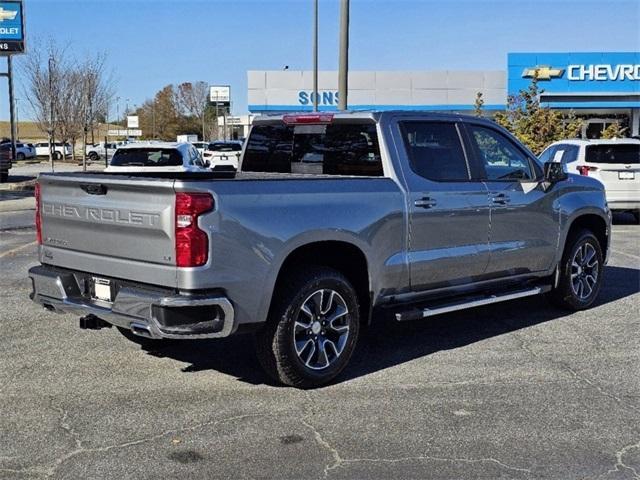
top-left (247, 52), bottom-right (640, 138)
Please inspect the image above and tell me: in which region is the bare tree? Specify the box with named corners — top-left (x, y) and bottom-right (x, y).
top-left (175, 81), bottom-right (210, 141)
top-left (21, 40), bottom-right (115, 170)
top-left (21, 41), bottom-right (70, 168)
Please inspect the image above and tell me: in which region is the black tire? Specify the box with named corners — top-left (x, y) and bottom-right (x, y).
top-left (117, 326), bottom-right (175, 350)
top-left (0, 171), bottom-right (7, 183)
top-left (548, 229), bottom-right (603, 310)
top-left (89, 152), bottom-right (99, 162)
top-left (255, 266), bottom-right (360, 388)
top-left (633, 211), bottom-right (640, 224)
top-left (53, 151), bottom-right (62, 160)
top-left (16, 152), bottom-right (25, 160)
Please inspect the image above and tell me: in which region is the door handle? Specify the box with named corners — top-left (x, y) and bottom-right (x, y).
top-left (491, 193), bottom-right (510, 205)
top-left (414, 197), bottom-right (437, 209)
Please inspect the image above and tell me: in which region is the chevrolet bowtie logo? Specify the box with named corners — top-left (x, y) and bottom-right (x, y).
top-left (0, 7), bottom-right (18, 21)
top-left (522, 66), bottom-right (564, 80)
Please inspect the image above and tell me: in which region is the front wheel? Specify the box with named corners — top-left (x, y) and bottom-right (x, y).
top-left (255, 266), bottom-right (360, 388)
top-left (548, 229), bottom-right (604, 310)
top-left (16, 152), bottom-right (25, 160)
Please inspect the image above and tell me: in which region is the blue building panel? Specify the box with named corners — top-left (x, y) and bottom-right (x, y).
top-left (507, 52), bottom-right (640, 99)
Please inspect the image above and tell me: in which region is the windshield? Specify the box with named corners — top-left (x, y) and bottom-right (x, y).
top-left (585, 144), bottom-right (640, 164)
top-left (110, 148), bottom-right (183, 167)
top-left (207, 142), bottom-right (242, 152)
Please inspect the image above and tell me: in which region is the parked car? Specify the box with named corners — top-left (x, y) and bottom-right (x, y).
top-left (34, 142), bottom-right (72, 159)
top-left (14, 142), bottom-right (36, 160)
top-left (539, 138), bottom-right (640, 221)
top-left (104, 142), bottom-right (209, 173)
top-left (192, 141), bottom-right (209, 156)
top-left (202, 141), bottom-right (243, 170)
top-left (0, 142), bottom-right (12, 182)
top-left (30, 111), bottom-right (611, 388)
top-left (85, 142), bottom-right (125, 162)
top-left (0, 139), bottom-right (35, 161)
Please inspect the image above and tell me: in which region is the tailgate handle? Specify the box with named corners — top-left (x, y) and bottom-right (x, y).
top-left (80, 183), bottom-right (108, 195)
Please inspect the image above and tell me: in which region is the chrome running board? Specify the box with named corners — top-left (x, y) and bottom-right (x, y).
top-left (395, 286), bottom-right (546, 322)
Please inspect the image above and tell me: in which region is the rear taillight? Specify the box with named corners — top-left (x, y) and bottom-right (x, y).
top-left (34, 182), bottom-right (42, 244)
top-left (175, 192), bottom-right (214, 267)
top-left (577, 165), bottom-right (598, 176)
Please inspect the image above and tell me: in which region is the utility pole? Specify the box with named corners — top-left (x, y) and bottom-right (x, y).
top-left (337, 0), bottom-right (349, 111)
top-left (7, 56), bottom-right (17, 161)
top-left (313, 0), bottom-right (319, 112)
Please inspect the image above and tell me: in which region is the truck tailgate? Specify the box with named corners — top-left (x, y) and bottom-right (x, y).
top-left (38, 174), bottom-right (178, 287)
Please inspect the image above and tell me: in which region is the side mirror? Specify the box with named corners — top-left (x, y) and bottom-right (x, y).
top-left (544, 161), bottom-right (568, 183)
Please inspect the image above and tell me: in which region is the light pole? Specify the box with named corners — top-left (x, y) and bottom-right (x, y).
top-left (313, 0), bottom-right (319, 112)
top-left (15, 97), bottom-right (19, 139)
top-left (338, 0), bottom-right (349, 111)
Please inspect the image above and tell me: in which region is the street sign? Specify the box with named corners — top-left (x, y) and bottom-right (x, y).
top-left (210, 85), bottom-right (230, 105)
top-left (0, 1), bottom-right (24, 54)
top-left (127, 115), bottom-right (139, 128)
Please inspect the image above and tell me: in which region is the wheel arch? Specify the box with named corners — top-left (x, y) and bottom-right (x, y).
top-left (268, 240), bottom-right (372, 325)
top-left (562, 213), bottom-right (609, 263)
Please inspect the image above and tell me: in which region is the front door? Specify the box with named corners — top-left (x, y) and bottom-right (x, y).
top-left (464, 123), bottom-right (559, 277)
top-left (396, 120), bottom-right (491, 291)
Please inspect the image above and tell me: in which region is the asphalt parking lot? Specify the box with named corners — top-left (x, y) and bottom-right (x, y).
top-left (1, 188), bottom-right (638, 479)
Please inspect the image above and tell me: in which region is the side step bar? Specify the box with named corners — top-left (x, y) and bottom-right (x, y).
top-left (395, 286), bottom-right (548, 322)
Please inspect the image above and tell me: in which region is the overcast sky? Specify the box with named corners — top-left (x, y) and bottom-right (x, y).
top-left (2, 0), bottom-right (639, 121)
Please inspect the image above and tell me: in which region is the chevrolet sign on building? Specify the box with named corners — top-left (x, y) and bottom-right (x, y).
top-left (248, 51), bottom-right (640, 138)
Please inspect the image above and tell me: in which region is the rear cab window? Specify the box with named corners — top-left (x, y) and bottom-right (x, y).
top-left (242, 120), bottom-right (383, 177)
top-left (585, 144), bottom-right (640, 164)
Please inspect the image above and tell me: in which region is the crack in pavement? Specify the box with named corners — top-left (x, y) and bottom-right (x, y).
top-left (1, 412), bottom-right (277, 479)
top-left (505, 323), bottom-right (640, 415)
top-left (601, 440), bottom-right (640, 480)
top-left (300, 418), bottom-right (532, 478)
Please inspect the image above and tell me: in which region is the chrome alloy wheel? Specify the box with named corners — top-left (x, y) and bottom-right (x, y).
top-left (293, 289), bottom-right (351, 371)
top-left (571, 242), bottom-right (599, 300)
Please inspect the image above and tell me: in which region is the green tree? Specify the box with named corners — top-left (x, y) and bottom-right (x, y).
top-left (601, 122), bottom-right (628, 139)
top-left (473, 92), bottom-right (484, 117)
top-left (494, 75), bottom-right (582, 155)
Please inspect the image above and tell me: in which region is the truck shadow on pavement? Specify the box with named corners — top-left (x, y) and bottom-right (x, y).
top-left (144, 264), bottom-right (639, 387)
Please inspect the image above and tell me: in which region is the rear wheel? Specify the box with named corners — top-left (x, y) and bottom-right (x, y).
top-left (255, 266), bottom-right (360, 388)
top-left (548, 229), bottom-right (603, 310)
top-left (88, 152), bottom-right (99, 162)
top-left (53, 151), bottom-right (62, 160)
top-left (16, 152), bottom-right (25, 160)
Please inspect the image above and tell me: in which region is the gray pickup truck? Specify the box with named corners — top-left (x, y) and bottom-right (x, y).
top-left (29, 112), bottom-right (611, 388)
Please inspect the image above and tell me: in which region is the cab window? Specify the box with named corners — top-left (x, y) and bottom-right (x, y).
top-left (399, 122), bottom-right (470, 181)
top-left (467, 125), bottom-right (534, 181)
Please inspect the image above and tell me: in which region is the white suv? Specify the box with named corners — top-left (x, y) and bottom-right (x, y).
top-left (540, 139), bottom-right (640, 220)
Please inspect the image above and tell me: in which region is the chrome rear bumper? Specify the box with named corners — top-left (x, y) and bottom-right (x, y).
top-left (28, 265), bottom-right (235, 340)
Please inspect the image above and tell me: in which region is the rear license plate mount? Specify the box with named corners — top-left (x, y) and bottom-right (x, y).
top-left (618, 171), bottom-right (635, 180)
top-left (92, 277), bottom-right (113, 303)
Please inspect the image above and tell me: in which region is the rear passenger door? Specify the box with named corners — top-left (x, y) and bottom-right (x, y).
top-left (464, 122), bottom-right (558, 276)
top-left (396, 120), bottom-right (491, 291)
